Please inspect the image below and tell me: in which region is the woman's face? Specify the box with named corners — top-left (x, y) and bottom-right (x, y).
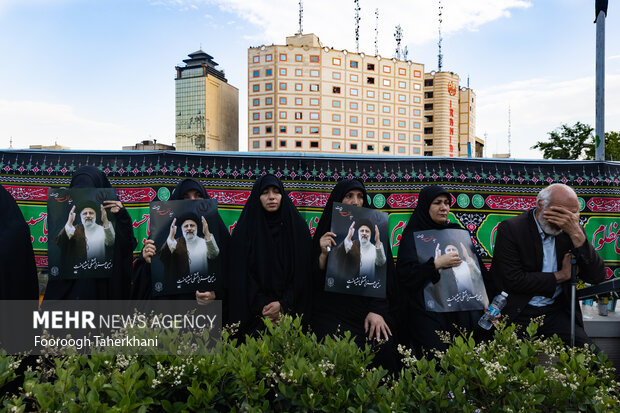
top-left (183, 189), bottom-right (204, 200)
top-left (342, 189), bottom-right (365, 207)
top-left (260, 186), bottom-right (282, 212)
top-left (429, 194), bottom-right (450, 224)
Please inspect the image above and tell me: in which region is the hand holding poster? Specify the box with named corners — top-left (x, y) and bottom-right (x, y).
top-left (149, 199), bottom-right (223, 296)
top-left (324, 202), bottom-right (389, 298)
top-left (47, 188), bottom-right (117, 279)
top-left (414, 228), bottom-right (489, 312)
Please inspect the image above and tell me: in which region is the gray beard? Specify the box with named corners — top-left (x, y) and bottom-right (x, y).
top-left (184, 232), bottom-right (197, 243)
top-left (83, 221), bottom-right (96, 230)
top-left (538, 216), bottom-right (562, 237)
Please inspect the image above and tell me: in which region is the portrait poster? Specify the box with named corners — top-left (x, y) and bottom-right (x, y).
top-left (414, 228), bottom-right (489, 312)
top-left (149, 199), bottom-right (223, 296)
top-left (324, 202), bottom-right (389, 298)
top-left (47, 188), bottom-right (117, 279)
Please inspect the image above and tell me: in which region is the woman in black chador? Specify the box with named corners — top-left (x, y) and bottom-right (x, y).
top-left (130, 178), bottom-right (230, 303)
top-left (0, 185), bottom-right (39, 300)
top-left (227, 174), bottom-right (312, 337)
top-left (396, 185), bottom-right (496, 356)
top-left (45, 166), bottom-right (137, 300)
top-left (311, 179), bottom-right (398, 372)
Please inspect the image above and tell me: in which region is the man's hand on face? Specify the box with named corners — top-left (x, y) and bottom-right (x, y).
top-left (543, 206), bottom-right (585, 247)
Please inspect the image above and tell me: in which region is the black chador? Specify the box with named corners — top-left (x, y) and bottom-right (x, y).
top-left (227, 174), bottom-right (312, 336)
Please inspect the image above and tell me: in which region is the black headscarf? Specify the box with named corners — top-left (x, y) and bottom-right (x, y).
top-left (403, 185), bottom-right (460, 232)
top-left (0, 185), bottom-right (39, 300)
top-left (227, 174), bottom-right (312, 335)
top-left (44, 166), bottom-right (137, 300)
top-left (171, 178), bottom-right (208, 200)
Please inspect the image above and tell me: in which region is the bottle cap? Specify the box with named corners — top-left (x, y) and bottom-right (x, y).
top-left (500, 291), bottom-right (508, 297)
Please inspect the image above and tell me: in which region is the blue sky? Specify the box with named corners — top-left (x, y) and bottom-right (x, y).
top-left (1, 0), bottom-right (618, 159)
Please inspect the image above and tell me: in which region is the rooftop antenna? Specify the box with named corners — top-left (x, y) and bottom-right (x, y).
top-left (438, 0), bottom-right (443, 71)
top-left (298, 0), bottom-right (303, 35)
top-left (394, 25), bottom-right (403, 59)
top-left (9, 136), bottom-right (13, 149)
top-left (354, 0), bottom-right (361, 53)
top-left (483, 131), bottom-right (488, 158)
top-left (507, 105), bottom-right (512, 158)
top-left (467, 74), bottom-right (470, 88)
top-left (403, 45), bottom-right (409, 60)
top-left (374, 8), bottom-right (379, 55)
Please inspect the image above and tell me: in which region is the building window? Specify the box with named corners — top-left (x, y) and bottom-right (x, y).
top-left (332, 72), bottom-right (341, 80)
top-left (332, 142), bottom-right (341, 149)
top-left (253, 56), bottom-right (259, 63)
top-left (295, 54), bottom-right (303, 62)
top-left (398, 81), bottom-right (406, 88)
top-left (332, 100), bottom-right (341, 108)
top-left (280, 126), bottom-right (287, 133)
top-left (310, 112), bottom-right (319, 120)
top-left (265, 112), bottom-right (272, 119)
top-left (383, 145), bottom-right (390, 152)
top-left (413, 109), bottom-right (421, 115)
top-left (383, 119), bottom-right (391, 126)
top-left (424, 115), bottom-right (433, 122)
top-left (295, 69), bottom-right (303, 76)
top-left (367, 77), bottom-right (375, 84)
top-left (333, 86), bottom-right (341, 94)
top-left (398, 146), bottom-right (406, 153)
top-left (295, 83), bottom-right (303, 91)
top-left (252, 99), bottom-right (259, 106)
top-left (265, 83), bottom-right (272, 91)
top-left (295, 112), bottom-right (302, 119)
top-left (280, 53), bottom-right (287, 61)
top-left (280, 97), bottom-right (287, 104)
top-left (367, 104), bottom-right (375, 111)
top-left (332, 114), bottom-right (341, 121)
top-left (350, 88), bottom-right (358, 96)
top-left (265, 97), bottom-right (272, 105)
top-left (398, 120), bottom-right (406, 127)
top-left (350, 60), bottom-right (358, 68)
top-left (367, 117), bottom-right (374, 125)
top-left (424, 103), bottom-right (433, 110)
top-left (333, 128), bottom-right (341, 135)
top-left (310, 98), bottom-right (319, 105)
top-left (383, 106), bottom-right (391, 113)
top-left (383, 132), bottom-right (390, 139)
top-left (279, 83), bottom-right (287, 90)
top-left (265, 68), bottom-right (272, 76)
top-left (310, 127), bottom-right (319, 134)
top-left (398, 107), bottom-right (406, 115)
top-left (413, 83), bottom-right (421, 90)
top-left (310, 141), bottom-right (319, 148)
top-left (367, 131), bottom-right (375, 138)
top-left (383, 66), bottom-right (391, 73)
top-left (350, 129), bottom-right (358, 137)
top-left (398, 68), bottom-right (406, 76)
top-left (413, 135), bottom-right (420, 141)
top-left (333, 57), bottom-right (341, 65)
top-left (350, 74), bottom-right (358, 82)
top-left (424, 79), bottom-right (434, 86)
top-left (350, 102), bottom-right (358, 109)
top-left (310, 69), bottom-right (319, 77)
top-left (367, 144), bottom-right (374, 151)
top-left (414, 70), bottom-right (421, 77)
top-left (310, 55), bottom-right (320, 63)
top-left (253, 141), bottom-right (259, 148)
top-left (350, 143), bottom-right (358, 150)
top-left (367, 63), bottom-right (374, 71)
top-left (280, 140), bottom-right (286, 147)
top-left (398, 94), bottom-right (406, 102)
top-left (295, 98), bottom-right (302, 105)
top-left (414, 96), bottom-right (421, 103)
top-left (350, 115), bottom-right (358, 123)
top-left (295, 126), bottom-right (302, 133)
top-left (414, 122), bottom-right (421, 128)
top-left (398, 133), bottom-right (406, 140)
top-left (425, 139), bottom-right (433, 146)
top-left (266, 140), bottom-right (272, 147)
top-left (253, 84), bottom-right (260, 92)
top-left (266, 54), bottom-right (272, 62)
top-left (279, 68), bottom-right (287, 75)
top-left (310, 84), bottom-right (319, 91)
top-left (253, 112), bottom-right (260, 120)
top-left (266, 126), bottom-right (272, 133)
top-left (424, 151), bottom-right (433, 156)
top-left (383, 92), bottom-right (391, 100)
top-left (424, 127), bottom-right (433, 134)
top-left (367, 90), bottom-right (375, 98)
top-left (414, 147), bottom-right (420, 154)
top-left (295, 140), bottom-right (302, 147)
top-left (425, 92), bottom-right (434, 98)
top-left (252, 127), bottom-right (260, 134)
top-left (383, 79), bottom-right (391, 87)
top-left (253, 70), bottom-right (259, 77)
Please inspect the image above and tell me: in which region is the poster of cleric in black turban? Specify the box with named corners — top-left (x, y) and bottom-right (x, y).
top-left (149, 199), bottom-right (223, 296)
top-left (324, 202), bottom-right (388, 298)
top-left (414, 228), bottom-right (488, 312)
top-left (47, 188), bottom-right (117, 279)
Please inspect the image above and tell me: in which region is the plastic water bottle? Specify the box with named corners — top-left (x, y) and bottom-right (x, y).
top-left (478, 291), bottom-right (508, 330)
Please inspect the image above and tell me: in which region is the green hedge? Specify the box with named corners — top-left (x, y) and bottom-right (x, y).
top-left (1, 317), bottom-right (618, 412)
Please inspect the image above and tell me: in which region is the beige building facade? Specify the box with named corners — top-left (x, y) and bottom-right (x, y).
top-left (175, 50), bottom-right (239, 152)
top-left (248, 33), bottom-right (481, 157)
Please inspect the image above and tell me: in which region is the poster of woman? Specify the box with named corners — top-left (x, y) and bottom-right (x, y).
top-left (324, 202), bottom-right (389, 298)
top-left (413, 228), bottom-right (489, 312)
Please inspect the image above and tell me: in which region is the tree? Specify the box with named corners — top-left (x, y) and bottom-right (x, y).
top-left (531, 122), bottom-right (593, 160)
top-left (585, 130), bottom-right (620, 161)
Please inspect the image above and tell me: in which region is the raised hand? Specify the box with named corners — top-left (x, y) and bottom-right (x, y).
top-left (65, 205), bottom-right (76, 229)
top-left (374, 224), bottom-right (382, 249)
top-left (168, 218), bottom-right (177, 242)
top-left (100, 204), bottom-right (110, 228)
top-left (202, 216), bottom-right (210, 239)
top-left (346, 221), bottom-right (356, 242)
